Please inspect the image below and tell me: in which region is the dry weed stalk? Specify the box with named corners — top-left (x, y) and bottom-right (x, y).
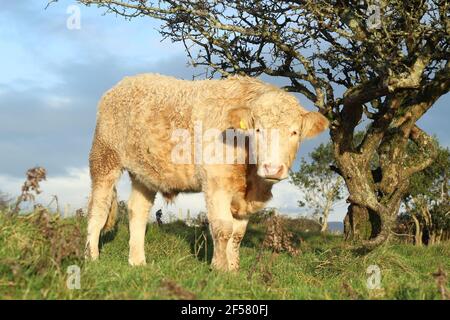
top-left (11, 167), bottom-right (47, 216)
top-left (263, 214), bottom-right (300, 256)
top-left (194, 227), bottom-right (208, 262)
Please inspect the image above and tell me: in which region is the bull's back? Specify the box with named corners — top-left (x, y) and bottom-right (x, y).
top-left (93, 74), bottom-right (203, 192)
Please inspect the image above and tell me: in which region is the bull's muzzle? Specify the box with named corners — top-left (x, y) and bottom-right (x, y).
top-left (258, 163), bottom-right (287, 182)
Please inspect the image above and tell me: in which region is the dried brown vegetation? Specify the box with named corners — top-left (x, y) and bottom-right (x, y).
top-left (32, 207), bottom-right (84, 267)
top-left (263, 214), bottom-right (300, 257)
top-left (12, 167), bottom-right (47, 216)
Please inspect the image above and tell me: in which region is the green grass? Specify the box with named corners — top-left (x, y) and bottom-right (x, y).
top-left (0, 211), bottom-right (448, 300)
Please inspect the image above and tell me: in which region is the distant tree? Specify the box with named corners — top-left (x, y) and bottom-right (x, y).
top-left (290, 142), bottom-right (345, 232)
top-left (0, 191), bottom-right (10, 211)
top-left (62, 0), bottom-right (450, 247)
top-left (403, 142), bottom-right (450, 245)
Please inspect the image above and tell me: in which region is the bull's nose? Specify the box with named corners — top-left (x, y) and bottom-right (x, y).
top-left (262, 163), bottom-right (287, 180)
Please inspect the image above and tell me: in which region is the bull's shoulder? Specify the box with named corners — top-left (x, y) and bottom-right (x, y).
top-left (97, 73), bottom-right (192, 111)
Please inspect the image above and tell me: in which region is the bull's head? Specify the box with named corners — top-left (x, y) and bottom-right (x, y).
top-left (227, 91), bottom-right (329, 182)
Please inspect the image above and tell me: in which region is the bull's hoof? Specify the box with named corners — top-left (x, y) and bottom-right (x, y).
top-left (228, 263), bottom-right (240, 272)
top-left (128, 257), bottom-right (147, 266)
top-left (85, 255), bottom-right (99, 262)
top-left (84, 242), bottom-right (99, 261)
top-left (211, 259), bottom-right (229, 272)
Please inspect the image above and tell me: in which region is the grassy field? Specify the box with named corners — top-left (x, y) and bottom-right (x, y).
top-left (0, 209), bottom-right (448, 300)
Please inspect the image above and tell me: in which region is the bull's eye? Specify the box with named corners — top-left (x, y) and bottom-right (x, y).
top-left (292, 131), bottom-right (298, 136)
top-left (255, 128), bottom-right (261, 133)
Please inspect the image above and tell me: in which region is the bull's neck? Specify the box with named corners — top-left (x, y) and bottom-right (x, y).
top-left (245, 164), bottom-right (274, 202)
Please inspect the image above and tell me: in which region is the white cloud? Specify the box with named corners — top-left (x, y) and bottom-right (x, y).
top-left (267, 179), bottom-right (304, 213)
top-left (45, 95), bottom-right (73, 109)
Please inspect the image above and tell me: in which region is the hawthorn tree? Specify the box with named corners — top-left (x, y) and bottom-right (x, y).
top-left (63, 0), bottom-right (450, 247)
top-left (290, 142), bottom-right (345, 232)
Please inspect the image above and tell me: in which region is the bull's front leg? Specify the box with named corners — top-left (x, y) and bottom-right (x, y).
top-left (227, 217), bottom-right (249, 271)
top-left (205, 189), bottom-right (234, 271)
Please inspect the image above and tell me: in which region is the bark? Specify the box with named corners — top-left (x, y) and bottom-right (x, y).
top-left (412, 196), bottom-right (438, 245)
top-left (344, 205), bottom-right (372, 241)
top-left (435, 229), bottom-right (443, 244)
top-left (336, 91), bottom-right (441, 246)
top-left (336, 135), bottom-right (413, 245)
top-left (411, 214), bottom-right (423, 246)
top-left (320, 210), bottom-right (329, 233)
top-left (320, 196), bottom-right (333, 233)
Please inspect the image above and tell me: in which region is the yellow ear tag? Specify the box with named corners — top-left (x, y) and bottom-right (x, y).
top-left (239, 119), bottom-right (247, 130)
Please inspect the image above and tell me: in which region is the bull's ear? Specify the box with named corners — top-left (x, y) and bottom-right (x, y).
top-left (302, 111), bottom-right (329, 138)
top-left (227, 107), bottom-right (253, 130)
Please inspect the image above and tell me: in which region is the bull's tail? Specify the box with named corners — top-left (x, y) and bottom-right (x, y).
top-left (102, 186), bottom-right (119, 233)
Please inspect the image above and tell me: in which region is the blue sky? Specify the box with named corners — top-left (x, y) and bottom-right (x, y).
top-left (0, 1), bottom-right (448, 222)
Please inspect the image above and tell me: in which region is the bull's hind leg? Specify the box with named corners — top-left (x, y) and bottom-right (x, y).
top-left (227, 217), bottom-right (249, 271)
top-left (86, 141), bottom-right (122, 260)
top-left (128, 175), bottom-right (156, 266)
top-left (205, 189), bottom-right (234, 271)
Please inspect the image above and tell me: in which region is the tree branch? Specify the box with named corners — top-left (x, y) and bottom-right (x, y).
top-left (405, 126), bottom-right (439, 177)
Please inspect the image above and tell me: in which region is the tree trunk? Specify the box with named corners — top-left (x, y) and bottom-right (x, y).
top-left (344, 204), bottom-right (381, 241)
top-left (344, 205), bottom-right (367, 240)
top-left (320, 199), bottom-right (332, 233)
top-left (320, 218), bottom-right (328, 233)
top-left (331, 92), bottom-right (438, 247)
top-left (435, 229), bottom-right (443, 244)
top-left (411, 214), bottom-right (423, 246)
